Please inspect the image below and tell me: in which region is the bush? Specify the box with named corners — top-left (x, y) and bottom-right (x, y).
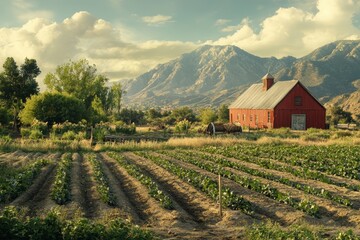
top-left (113, 121), bottom-right (136, 135)
top-left (20, 128), bottom-right (31, 138)
top-left (175, 119), bottom-right (191, 133)
top-left (31, 119), bottom-right (49, 135)
top-left (29, 129), bottom-right (43, 140)
top-left (301, 132), bottom-right (330, 142)
top-left (52, 121), bottom-right (87, 135)
top-left (62, 131), bottom-right (77, 140)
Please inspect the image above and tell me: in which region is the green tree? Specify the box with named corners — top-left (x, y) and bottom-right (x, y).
top-left (116, 108), bottom-right (145, 125)
top-left (44, 59), bottom-right (109, 111)
top-left (90, 96), bottom-right (107, 124)
top-left (328, 105), bottom-right (354, 125)
top-left (217, 104), bottom-right (229, 123)
top-left (19, 92), bottom-right (86, 126)
top-left (0, 107), bottom-right (10, 126)
top-left (199, 108), bottom-right (217, 125)
top-left (111, 82), bottom-right (126, 115)
top-left (170, 107), bottom-right (197, 123)
top-left (0, 57), bottom-right (40, 131)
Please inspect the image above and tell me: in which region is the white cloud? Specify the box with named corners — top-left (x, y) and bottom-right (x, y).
top-left (210, 0), bottom-right (360, 57)
top-left (220, 18), bottom-right (250, 33)
top-left (142, 15), bottom-right (173, 25)
top-left (12, 0), bottom-right (54, 23)
top-left (0, 11), bottom-right (197, 89)
top-left (215, 19), bottom-right (231, 26)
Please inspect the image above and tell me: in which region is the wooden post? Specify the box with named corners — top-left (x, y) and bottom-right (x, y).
top-left (218, 174), bottom-right (222, 217)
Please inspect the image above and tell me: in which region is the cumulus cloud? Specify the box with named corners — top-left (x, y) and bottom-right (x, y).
top-left (0, 11), bottom-right (197, 89)
top-left (210, 0), bottom-right (360, 57)
top-left (142, 15), bottom-right (173, 25)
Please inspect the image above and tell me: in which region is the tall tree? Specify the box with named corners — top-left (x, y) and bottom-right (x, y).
top-left (111, 82), bottom-right (126, 115)
top-left (44, 59), bottom-right (109, 110)
top-left (0, 57), bottom-right (40, 131)
top-left (199, 108), bottom-right (217, 125)
top-left (217, 104), bottom-right (229, 123)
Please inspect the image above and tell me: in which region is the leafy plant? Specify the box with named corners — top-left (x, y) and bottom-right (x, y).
top-left (108, 152), bottom-right (173, 210)
top-left (86, 153), bottom-right (116, 206)
top-left (51, 153), bottom-right (72, 204)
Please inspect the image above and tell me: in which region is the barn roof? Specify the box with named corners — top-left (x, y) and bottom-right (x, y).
top-left (229, 80), bottom-right (299, 109)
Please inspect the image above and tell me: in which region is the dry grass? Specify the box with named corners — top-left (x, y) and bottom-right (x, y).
top-left (0, 139), bottom-right (93, 152)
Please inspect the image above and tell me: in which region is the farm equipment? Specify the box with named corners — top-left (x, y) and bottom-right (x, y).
top-left (205, 122), bottom-right (242, 135)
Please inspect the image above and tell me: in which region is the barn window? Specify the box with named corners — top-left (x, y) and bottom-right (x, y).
top-left (243, 114), bottom-right (246, 121)
top-left (295, 96), bottom-right (302, 106)
top-left (267, 112), bottom-right (271, 122)
top-left (250, 114), bottom-right (253, 122)
top-left (255, 115), bottom-right (258, 123)
top-left (237, 114), bottom-right (240, 120)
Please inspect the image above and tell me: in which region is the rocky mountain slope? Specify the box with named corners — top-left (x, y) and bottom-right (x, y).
top-left (123, 40), bottom-right (360, 110)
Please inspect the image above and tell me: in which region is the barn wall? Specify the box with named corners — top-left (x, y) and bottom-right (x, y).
top-left (274, 84), bottom-right (326, 129)
top-left (229, 109), bottom-right (274, 128)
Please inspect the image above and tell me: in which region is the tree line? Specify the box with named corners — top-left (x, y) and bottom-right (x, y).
top-left (0, 57), bottom-right (229, 135)
top-left (0, 57), bottom-right (356, 137)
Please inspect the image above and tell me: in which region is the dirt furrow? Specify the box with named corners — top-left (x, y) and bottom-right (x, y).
top-left (106, 152), bottom-right (252, 240)
top-left (97, 153), bottom-right (142, 223)
top-left (100, 152), bottom-right (185, 230)
top-left (225, 151), bottom-right (360, 192)
top-left (123, 152), bottom-right (221, 224)
top-left (204, 152), bottom-right (360, 209)
top-left (152, 151), bottom-right (310, 226)
top-left (12, 163), bottom-right (57, 215)
top-left (74, 153), bottom-right (107, 219)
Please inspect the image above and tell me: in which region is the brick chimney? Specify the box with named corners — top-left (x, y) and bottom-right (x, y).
top-left (262, 73), bottom-right (274, 91)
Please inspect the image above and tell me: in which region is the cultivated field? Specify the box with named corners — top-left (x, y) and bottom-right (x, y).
top-left (0, 138), bottom-right (360, 239)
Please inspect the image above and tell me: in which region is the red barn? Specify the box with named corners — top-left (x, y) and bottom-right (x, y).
top-left (229, 74), bottom-right (326, 130)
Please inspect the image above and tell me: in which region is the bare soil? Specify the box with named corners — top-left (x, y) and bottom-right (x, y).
top-left (2, 148), bottom-right (359, 238)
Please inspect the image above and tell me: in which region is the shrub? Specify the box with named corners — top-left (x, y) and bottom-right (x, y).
top-left (29, 129), bottom-right (43, 140)
top-left (175, 119), bottom-right (191, 133)
top-left (301, 132), bottom-right (330, 142)
top-left (62, 131), bottom-right (77, 140)
top-left (52, 121), bottom-right (87, 135)
top-left (31, 119), bottom-right (49, 135)
top-left (20, 128), bottom-right (31, 138)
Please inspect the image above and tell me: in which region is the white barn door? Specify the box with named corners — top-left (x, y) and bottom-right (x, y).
top-left (291, 114), bottom-right (306, 130)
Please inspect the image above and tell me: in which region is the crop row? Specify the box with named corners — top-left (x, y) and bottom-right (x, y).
top-left (51, 153), bottom-right (72, 204)
top-left (107, 152), bottom-right (174, 210)
top-left (202, 145), bottom-right (360, 192)
top-left (158, 150), bottom-right (320, 216)
top-left (86, 153), bottom-right (116, 206)
top-left (188, 149), bottom-right (354, 208)
top-left (207, 143), bottom-right (360, 180)
top-left (134, 151), bottom-right (254, 215)
top-left (0, 159), bottom-right (49, 203)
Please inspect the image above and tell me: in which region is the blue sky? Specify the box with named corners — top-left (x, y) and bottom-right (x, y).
top-left (1, 0), bottom-right (360, 85)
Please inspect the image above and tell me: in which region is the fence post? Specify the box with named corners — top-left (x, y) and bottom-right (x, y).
top-left (219, 174), bottom-right (222, 217)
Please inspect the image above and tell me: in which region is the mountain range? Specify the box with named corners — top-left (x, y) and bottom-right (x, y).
top-left (122, 40), bottom-right (360, 116)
